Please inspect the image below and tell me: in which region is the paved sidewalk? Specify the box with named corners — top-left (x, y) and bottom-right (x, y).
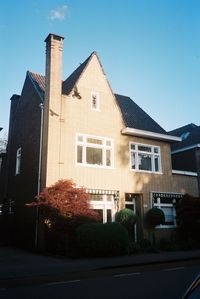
top-left (0, 246), bottom-right (200, 280)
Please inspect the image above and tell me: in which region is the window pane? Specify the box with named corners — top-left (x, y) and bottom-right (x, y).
top-left (77, 135), bottom-right (83, 142)
top-left (107, 209), bottom-right (112, 222)
top-left (106, 149), bottom-right (111, 166)
top-left (138, 154), bottom-right (152, 171)
top-left (154, 156), bottom-right (159, 172)
top-left (138, 145), bottom-right (151, 152)
top-left (106, 195), bottom-right (113, 201)
top-left (87, 138), bottom-right (102, 145)
top-left (92, 97), bottom-right (97, 109)
top-left (154, 147), bottom-right (159, 153)
top-left (131, 144), bottom-right (135, 150)
top-left (160, 197), bottom-right (174, 204)
top-left (106, 140), bottom-right (111, 146)
top-left (125, 204), bottom-right (135, 211)
top-left (77, 145), bottom-right (83, 163)
top-left (90, 194), bottom-right (103, 201)
top-left (86, 147), bottom-right (103, 165)
top-left (162, 207), bottom-right (174, 225)
top-left (131, 152), bottom-right (136, 169)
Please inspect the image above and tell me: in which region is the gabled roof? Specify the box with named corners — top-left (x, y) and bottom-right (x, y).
top-left (169, 123), bottom-right (198, 137)
top-left (27, 53), bottom-right (180, 140)
top-left (62, 52), bottom-right (95, 95)
top-left (115, 94), bottom-right (166, 134)
top-left (169, 124), bottom-right (200, 152)
top-left (28, 71), bottom-right (45, 100)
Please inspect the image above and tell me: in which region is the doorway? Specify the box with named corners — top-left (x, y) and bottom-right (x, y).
top-left (125, 193), bottom-right (143, 242)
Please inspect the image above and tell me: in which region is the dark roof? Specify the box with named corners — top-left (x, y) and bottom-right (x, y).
top-left (28, 54), bottom-right (169, 135)
top-left (115, 94), bottom-right (166, 134)
top-left (168, 123), bottom-right (197, 137)
top-left (28, 71), bottom-right (45, 100)
top-left (169, 124), bottom-right (200, 151)
top-left (62, 52), bottom-right (95, 95)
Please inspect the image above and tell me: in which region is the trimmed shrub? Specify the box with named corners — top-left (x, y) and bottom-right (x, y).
top-left (76, 222), bottom-right (129, 257)
top-left (144, 208), bottom-right (165, 247)
top-left (115, 208), bottom-right (137, 239)
top-left (144, 207), bottom-right (165, 228)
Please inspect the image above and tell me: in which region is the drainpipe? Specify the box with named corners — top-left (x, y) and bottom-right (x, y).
top-left (195, 147), bottom-right (200, 197)
top-left (35, 103), bottom-right (44, 250)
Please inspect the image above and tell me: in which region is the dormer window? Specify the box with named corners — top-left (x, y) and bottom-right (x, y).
top-left (91, 92), bottom-right (100, 111)
top-left (181, 132), bottom-right (190, 141)
top-left (15, 147), bottom-right (21, 175)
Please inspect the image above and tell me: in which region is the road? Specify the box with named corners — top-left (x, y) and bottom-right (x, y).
top-left (0, 259), bottom-right (200, 299)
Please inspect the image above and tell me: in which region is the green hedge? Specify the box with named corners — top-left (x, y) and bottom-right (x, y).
top-left (76, 222), bottom-right (129, 257)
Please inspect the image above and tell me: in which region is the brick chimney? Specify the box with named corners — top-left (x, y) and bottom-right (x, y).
top-left (41, 33), bottom-right (64, 187)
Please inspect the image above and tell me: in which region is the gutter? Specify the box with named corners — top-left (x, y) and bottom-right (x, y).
top-left (121, 127), bottom-right (181, 142)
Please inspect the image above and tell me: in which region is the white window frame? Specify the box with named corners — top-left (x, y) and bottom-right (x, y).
top-left (76, 133), bottom-right (114, 168)
top-left (151, 192), bottom-right (183, 228)
top-left (130, 142), bottom-right (162, 173)
top-left (15, 147), bottom-right (21, 175)
top-left (91, 91), bottom-right (100, 111)
top-left (90, 194), bottom-right (115, 223)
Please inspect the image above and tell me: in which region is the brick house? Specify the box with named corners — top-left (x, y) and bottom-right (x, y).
top-left (169, 124), bottom-right (200, 196)
top-left (2, 34), bottom-right (198, 248)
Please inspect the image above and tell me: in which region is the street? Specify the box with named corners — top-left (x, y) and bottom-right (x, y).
top-left (0, 259), bottom-right (200, 299)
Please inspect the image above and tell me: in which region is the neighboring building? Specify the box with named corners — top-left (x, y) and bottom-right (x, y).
top-left (2, 34), bottom-right (199, 248)
top-left (169, 124), bottom-right (200, 196)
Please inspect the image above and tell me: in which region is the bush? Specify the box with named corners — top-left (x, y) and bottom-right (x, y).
top-left (76, 222), bottom-right (129, 257)
top-left (144, 208), bottom-right (165, 228)
top-left (115, 208), bottom-right (137, 238)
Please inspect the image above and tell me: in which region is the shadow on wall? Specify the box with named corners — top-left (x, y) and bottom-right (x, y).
top-left (117, 135), bottom-right (190, 194)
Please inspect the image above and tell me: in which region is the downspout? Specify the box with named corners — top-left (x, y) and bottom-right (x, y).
top-left (195, 147), bottom-right (200, 197)
top-left (35, 103), bottom-right (44, 249)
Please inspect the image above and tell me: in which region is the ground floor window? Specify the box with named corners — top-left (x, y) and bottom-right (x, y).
top-left (151, 192), bottom-right (183, 228)
top-left (87, 189), bottom-right (119, 223)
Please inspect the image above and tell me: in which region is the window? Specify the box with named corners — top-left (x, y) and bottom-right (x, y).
top-left (15, 147), bottom-right (21, 175)
top-left (89, 192), bottom-right (116, 223)
top-left (130, 143), bottom-right (161, 173)
top-left (76, 134), bottom-right (113, 168)
top-left (151, 192), bottom-right (183, 228)
top-left (181, 131), bottom-right (190, 141)
top-left (91, 92), bottom-right (100, 111)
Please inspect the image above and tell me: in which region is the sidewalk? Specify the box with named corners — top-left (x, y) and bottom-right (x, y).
top-left (0, 246), bottom-right (200, 281)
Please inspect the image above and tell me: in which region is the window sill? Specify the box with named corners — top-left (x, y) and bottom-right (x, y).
top-left (155, 225), bottom-right (177, 229)
top-left (130, 169), bottom-right (163, 175)
top-left (76, 163), bottom-right (114, 170)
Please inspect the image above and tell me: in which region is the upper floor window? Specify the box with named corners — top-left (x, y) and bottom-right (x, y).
top-left (15, 147), bottom-right (21, 175)
top-left (91, 92), bottom-right (100, 111)
top-left (130, 142), bottom-right (161, 173)
top-left (76, 134), bottom-right (113, 168)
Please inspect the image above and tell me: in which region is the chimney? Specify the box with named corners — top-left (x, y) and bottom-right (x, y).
top-left (41, 33), bottom-right (64, 187)
top-left (44, 33), bottom-right (64, 113)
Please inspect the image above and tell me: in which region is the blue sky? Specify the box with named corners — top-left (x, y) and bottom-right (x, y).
top-left (1, 0), bottom-right (200, 137)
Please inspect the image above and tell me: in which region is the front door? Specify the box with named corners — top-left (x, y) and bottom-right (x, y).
top-left (125, 193), bottom-right (143, 242)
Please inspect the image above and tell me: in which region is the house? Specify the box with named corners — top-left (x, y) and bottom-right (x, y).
top-left (169, 124), bottom-right (200, 196)
top-left (2, 33), bottom-right (199, 248)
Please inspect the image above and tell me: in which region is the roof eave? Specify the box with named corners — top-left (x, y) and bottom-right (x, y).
top-left (121, 127), bottom-right (181, 142)
top-left (171, 144), bottom-right (200, 154)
